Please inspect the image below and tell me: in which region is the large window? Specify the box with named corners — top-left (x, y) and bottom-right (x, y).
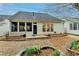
top-left (73, 23), bottom-right (77, 30)
top-left (19, 22), bottom-right (25, 31)
top-left (70, 23), bottom-right (73, 30)
top-left (78, 23), bottom-right (79, 30)
top-left (70, 23), bottom-right (79, 30)
top-left (27, 22), bottom-right (32, 31)
top-left (42, 24), bottom-right (53, 32)
top-left (11, 22), bottom-right (17, 32)
top-left (51, 24), bottom-right (53, 32)
top-left (47, 24), bottom-right (50, 32)
top-left (42, 24), bottom-right (46, 32)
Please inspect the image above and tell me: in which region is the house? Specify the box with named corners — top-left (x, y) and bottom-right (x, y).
top-left (0, 15), bottom-right (11, 36)
top-left (63, 17), bottom-right (79, 35)
top-left (0, 11), bottom-right (65, 36)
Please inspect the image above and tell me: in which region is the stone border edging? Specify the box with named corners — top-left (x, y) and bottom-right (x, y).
top-left (67, 48), bottom-right (79, 56)
top-left (16, 45), bottom-right (65, 56)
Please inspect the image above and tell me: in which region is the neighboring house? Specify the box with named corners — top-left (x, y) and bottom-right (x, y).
top-left (0, 11), bottom-right (65, 36)
top-left (0, 15), bottom-right (11, 36)
top-left (63, 17), bottom-right (79, 35)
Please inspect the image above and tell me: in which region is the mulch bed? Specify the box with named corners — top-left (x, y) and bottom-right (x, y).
top-left (49, 36), bottom-right (73, 55)
top-left (0, 36), bottom-right (26, 41)
top-left (22, 48), bottom-right (55, 56)
top-left (50, 34), bottom-right (67, 37)
top-left (67, 40), bottom-right (79, 56)
top-left (38, 48), bottom-right (54, 56)
top-left (67, 48), bottom-right (79, 56)
top-left (0, 35), bottom-right (51, 41)
top-left (21, 46), bottom-right (56, 56)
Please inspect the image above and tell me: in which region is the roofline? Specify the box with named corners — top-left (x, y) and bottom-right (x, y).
top-left (10, 20), bottom-right (63, 23)
top-left (0, 11), bottom-right (64, 22)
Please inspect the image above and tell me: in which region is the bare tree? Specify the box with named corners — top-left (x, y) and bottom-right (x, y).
top-left (72, 3), bottom-right (79, 10)
top-left (43, 3), bottom-right (79, 17)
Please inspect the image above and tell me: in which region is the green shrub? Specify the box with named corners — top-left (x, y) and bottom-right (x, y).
top-left (24, 47), bottom-right (40, 56)
top-left (54, 49), bottom-right (61, 56)
top-left (70, 40), bottom-right (79, 49)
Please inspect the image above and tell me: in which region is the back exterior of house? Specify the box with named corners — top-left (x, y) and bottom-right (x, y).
top-left (64, 17), bottom-right (79, 35)
top-left (0, 11), bottom-right (65, 36)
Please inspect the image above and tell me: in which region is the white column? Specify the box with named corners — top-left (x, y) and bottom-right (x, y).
top-left (17, 22), bottom-right (19, 32)
top-left (77, 23), bottom-right (78, 30)
top-left (25, 22), bottom-right (27, 35)
top-left (25, 22), bottom-right (26, 31)
top-left (43, 23), bottom-right (47, 32)
top-left (32, 23), bottom-right (33, 35)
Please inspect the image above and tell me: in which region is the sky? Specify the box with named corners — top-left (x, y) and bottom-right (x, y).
top-left (0, 3), bottom-right (46, 15)
top-left (46, 3), bottom-right (79, 17)
top-left (0, 3), bottom-right (79, 17)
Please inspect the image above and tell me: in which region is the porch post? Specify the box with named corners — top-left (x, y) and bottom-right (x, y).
top-left (49, 24), bottom-right (51, 32)
top-left (17, 22), bottom-right (19, 32)
top-left (25, 22), bottom-right (27, 35)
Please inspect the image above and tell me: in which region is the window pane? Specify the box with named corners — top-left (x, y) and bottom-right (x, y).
top-left (47, 24), bottom-right (50, 32)
top-left (19, 22), bottom-right (25, 31)
top-left (27, 22), bottom-right (32, 31)
top-left (78, 23), bottom-right (79, 30)
top-left (42, 24), bottom-right (46, 32)
top-left (70, 23), bottom-right (72, 30)
top-left (51, 24), bottom-right (53, 32)
top-left (73, 23), bottom-right (77, 30)
top-left (11, 22), bottom-right (17, 32)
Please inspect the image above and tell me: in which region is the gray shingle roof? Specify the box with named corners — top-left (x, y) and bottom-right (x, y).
top-left (0, 15), bottom-right (11, 21)
top-left (60, 17), bottom-right (79, 22)
top-left (9, 11), bottom-right (64, 23)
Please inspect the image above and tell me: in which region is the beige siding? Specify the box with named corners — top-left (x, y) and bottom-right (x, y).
top-left (0, 19), bottom-right (64, 36)
top-left (64, 21), bottom-right (79, 35)
top-left (0, 19), bottom-right (10, 36)
top-left (53, 23), bottom-right (65, 33)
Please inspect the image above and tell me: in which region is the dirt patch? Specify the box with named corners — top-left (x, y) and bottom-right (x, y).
top-left (49, 36), bottom-right (75, 55)
top-left (0, 35), bottom-right (78, 56)
top-left (39, 49), bottom-right (54, 56)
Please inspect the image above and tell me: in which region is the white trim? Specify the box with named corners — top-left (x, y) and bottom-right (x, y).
top-left (17, 22), bottom-right (19, 32)
top-left (25, 22), bottom-right (26, 31)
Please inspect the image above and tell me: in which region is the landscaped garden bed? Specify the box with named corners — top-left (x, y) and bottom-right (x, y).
top-left (17, 45), bottom-right (64, 56)
top-left (46, 33), bottom-right (67, 37)
top-left (67, 40), bottom-right (79, 56)
top-left (1, 36), bottom-right (26, 41)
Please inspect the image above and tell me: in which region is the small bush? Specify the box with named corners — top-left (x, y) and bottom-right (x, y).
top-left (70, 40), bottom-right (79, 49)
top-left (54, 49), bottom-right (61, 56)
top-left (23, 34), bottom-right (26, 37)
top-left (24, 47), bottom-right (40, 56)
top-left (21, 46), bottom-right (63, 56)
top-left (47, 34), bottom-right (51, 36)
